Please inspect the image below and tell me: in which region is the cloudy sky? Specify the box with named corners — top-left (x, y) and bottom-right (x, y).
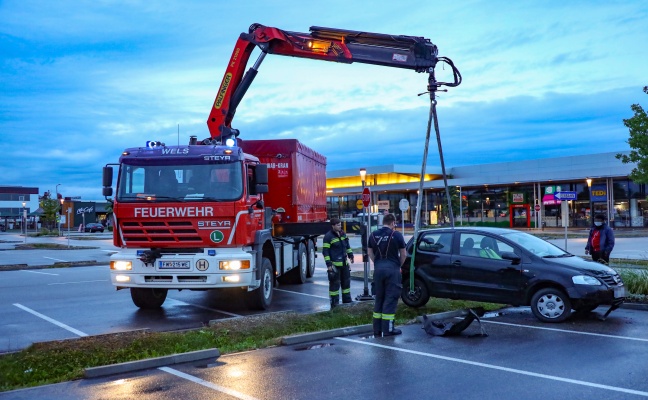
top-left (1, 1), bottom-right (646, 201)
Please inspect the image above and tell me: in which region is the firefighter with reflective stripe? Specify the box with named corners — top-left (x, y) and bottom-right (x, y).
top-left (368, 213), bottom-right (406, 337)
top-left (322, 217), bottom-right (354, 308)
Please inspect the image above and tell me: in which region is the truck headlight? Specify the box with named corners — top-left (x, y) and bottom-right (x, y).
top-left (219, 260), bottom-right (250, 270)
top-left (572, 275), bottom-right (601, 285)
top-left (111, 261), bottom-right (132, 270)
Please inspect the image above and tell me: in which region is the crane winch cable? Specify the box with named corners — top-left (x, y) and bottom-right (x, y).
top-left (409, 57), bottom-right (462, 294)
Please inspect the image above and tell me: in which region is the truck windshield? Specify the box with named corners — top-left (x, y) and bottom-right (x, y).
top-left (117, 162), bottom-right (243, 202)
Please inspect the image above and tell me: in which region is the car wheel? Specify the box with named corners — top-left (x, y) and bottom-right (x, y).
top-left (530, 288), bottom-right (572, 323)
top-left (401, 278), bottom-right (430, 308)
top-left (130, 288), bottom-right (168, 309)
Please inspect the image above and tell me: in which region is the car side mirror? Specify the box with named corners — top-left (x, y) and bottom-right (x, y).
top-left (500, 252), bottom-right (521, 265)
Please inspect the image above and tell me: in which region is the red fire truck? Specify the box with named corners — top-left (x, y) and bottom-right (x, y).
top-left (102, 23), bottom-right (448, 309)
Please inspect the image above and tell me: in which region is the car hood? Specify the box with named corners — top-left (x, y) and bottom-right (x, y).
top-left (542, 255), bottom-right (616, 275)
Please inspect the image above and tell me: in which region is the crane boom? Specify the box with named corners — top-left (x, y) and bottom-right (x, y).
top-left (205, 23), bottom-right (446, 143)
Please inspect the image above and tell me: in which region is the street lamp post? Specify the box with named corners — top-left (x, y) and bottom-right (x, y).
top-left (357, 168), bottom-right (373, 301)
top-left (67, 207), bottom-right (71, 248)
top-left (586, 178), bottom-right (593, 227)
top-left (59, 198), bottom-right (64, 236)
top-left (457, 186), bottom-right (463, 226)
top-left (56, 183), bottom-right (61, 235)
top-left (22, 201), bottom-right (27, 242)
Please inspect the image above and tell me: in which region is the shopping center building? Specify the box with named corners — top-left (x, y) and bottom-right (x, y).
top-left (2, 151), bottom-right (645, 231)
top-left (325, 151), bottom-right (646, 229)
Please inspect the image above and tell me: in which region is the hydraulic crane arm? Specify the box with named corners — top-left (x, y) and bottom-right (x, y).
top-left (205, 23), bottom-right (459, 143)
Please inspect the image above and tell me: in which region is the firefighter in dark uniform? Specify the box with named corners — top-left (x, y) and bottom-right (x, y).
top-left (368, 213), bottom-right (406, 337)
top-left (322, 218), bottom-right (354, 308)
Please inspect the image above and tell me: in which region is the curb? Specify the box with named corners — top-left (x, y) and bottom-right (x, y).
top-left (280, 324), bottom-right (374, 345)
top-left (0, 261), bottom-right (100, 271)
top-left (84, 348), bottom-right (220, 378)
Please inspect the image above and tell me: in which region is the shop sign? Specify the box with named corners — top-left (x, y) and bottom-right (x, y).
top-left (377, 200), bottom-right (390, 210)
top-left (591, 184), bottom-right (607, 202)
top-left (512, 193), bottom-right (524, 203)
top-left (544, 186), bottom-right (563, 195)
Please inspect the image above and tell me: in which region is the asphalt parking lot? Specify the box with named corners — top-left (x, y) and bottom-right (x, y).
top-left (3, 306), bottom-right (648, 399)
top-left (2, 230), bottom-right (648, 398)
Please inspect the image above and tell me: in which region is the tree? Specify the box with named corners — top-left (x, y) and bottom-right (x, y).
top-left (105, 198), bottom-right (114, 227)
top-left (39, 196), bottom-right (60, 230)
top-left (616, 86), bottom-right (648, 184)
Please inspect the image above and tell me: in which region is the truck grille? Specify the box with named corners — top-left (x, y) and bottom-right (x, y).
top-left (144, 275), bottom-right (208, 283)
top-left (120, 221), bottom-right (202, 245)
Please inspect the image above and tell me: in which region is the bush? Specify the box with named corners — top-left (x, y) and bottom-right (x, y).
top-left (618, 269), bottom-right (648, 296)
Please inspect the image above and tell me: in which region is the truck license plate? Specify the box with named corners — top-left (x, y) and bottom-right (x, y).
top-left (158, 260), bottom-right (190, 269)
top-left (614, 286), bottom-right (626, 298)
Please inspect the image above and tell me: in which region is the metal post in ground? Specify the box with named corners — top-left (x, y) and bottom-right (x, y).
top-left (356, 169), bottom-right (373, 302)
top-left (356, 168), bottom-right (374, 301)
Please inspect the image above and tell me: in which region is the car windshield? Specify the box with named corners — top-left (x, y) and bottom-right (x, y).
top-left (499, 231), bottom-right (568, 257)
top-left (116, 162), bottom-right (243, 202)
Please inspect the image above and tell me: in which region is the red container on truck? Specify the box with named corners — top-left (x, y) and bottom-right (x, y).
top-left (240, 139), bottom-right (327, 224)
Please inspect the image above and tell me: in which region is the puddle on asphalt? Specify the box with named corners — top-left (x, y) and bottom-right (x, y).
top-left (195, 360), bottom-right (226, 369)
top-left (295, 343), bottom-right (334, 350)
top-left (483, 307), bottom-right (530, 319)
top-left (359, 334), bottom-right (381, 339)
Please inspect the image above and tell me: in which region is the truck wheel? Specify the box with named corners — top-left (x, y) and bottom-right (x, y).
top-left (246, 258), bottom-right (273, 310)
top-left (306, 239), bottom-right (316, 278)
top-left (530, 288), bottom-right (572, 323)
top-left (401, 278), bottom-right (430, 308)
top-left (295, 242), bottom-right (308, 284)
top-left (130, 288), bottom-right (168, 309)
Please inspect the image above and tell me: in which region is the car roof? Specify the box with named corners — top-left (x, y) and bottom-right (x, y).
top-left (419, 226), bottom-right (521, 235)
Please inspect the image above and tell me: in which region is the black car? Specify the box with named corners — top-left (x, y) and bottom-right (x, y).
top-left (401, 227), bottom-right (625, 323)
top-left (84, 223), bottom-right (105, 233)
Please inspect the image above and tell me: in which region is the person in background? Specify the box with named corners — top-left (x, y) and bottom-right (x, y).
top-left (585, 214), bottom-right (615, 264)
top-left (322, 218), bottom-right (354, 308)
top-left (368, 213), bottom-right (406, 337)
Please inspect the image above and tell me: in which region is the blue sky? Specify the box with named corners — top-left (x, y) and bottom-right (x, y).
top-left (1, 1), bottom-right (646, 201)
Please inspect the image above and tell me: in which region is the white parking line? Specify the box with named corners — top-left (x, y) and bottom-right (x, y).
top-left (21, 270), bottom-right (58, 276)
top-left (43, 256), bottom-right (67, 262)
top-left (159, 367), bottom-right (260, 400)
top-left (480, 319), bottom-right (648, 342)
top-left (48, 279), bottom-right (108, 286)
top-left (336, 337), bottom-right (648, 397)
top-left (275, 288), bottom-right (328, 299)
top-left (13, 303), bottom-right (88, 337)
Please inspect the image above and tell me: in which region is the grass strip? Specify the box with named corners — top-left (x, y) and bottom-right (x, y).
top-left (0, 299), bottom-right (500, 392)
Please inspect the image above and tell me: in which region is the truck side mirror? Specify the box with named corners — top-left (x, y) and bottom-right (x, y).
top-left (256, 164), bottom-right (268, 185)
top-left (256, 184), bottom-right (269, 194)
top-left (102, 166), bottom-right (114, 198)
top-left (103, 166), bottom-right (113, 187)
